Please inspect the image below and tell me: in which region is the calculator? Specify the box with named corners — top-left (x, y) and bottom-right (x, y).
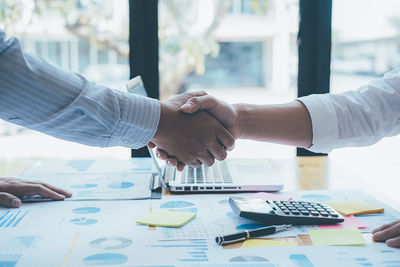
top-left (229, 197), bottom-right (344, 225)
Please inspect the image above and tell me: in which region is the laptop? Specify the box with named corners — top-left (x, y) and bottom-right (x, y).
top-left (126, 76), bottom-right (283, 193)
top-left (149, 147), bottom-right (283, 193)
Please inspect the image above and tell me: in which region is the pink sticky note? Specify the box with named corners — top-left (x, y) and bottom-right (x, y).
top-left (249, 192), bottom-right (292, 201)
top-left (318, 215), bottom-right (368, 229)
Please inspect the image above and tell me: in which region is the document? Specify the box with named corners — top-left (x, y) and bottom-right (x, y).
top-left (0, 199), bottom-right (150, 233)
top-left (20, 159), bottom-right (155, 200)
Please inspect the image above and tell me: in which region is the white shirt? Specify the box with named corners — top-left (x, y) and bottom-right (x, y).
top-left (298, 67), bottom-right (400, 153)
top-left (0, 30), bottom-right (160, 149)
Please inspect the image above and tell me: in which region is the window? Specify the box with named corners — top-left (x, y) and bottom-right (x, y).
top-left (158, 0), bottom-right (299, 158)
top-left (0, 0), bottom-right (130, 160)
top-left (331, 0), bottom-right (400, 93)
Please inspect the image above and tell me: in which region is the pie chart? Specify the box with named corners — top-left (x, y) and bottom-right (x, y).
top-left (90, 237), bottom-right (133, 250)
top-left (107, 182), bottom-right (134, 189)
top-left (70, 218), bottom-right (98, 226)
top-left (83, 253), bottom-right (128, 265)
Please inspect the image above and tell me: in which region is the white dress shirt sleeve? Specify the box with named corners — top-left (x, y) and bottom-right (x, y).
top-left (0, 30), bottom-right (160, 149)
top-left (298, 67), bottom-right (400, 153)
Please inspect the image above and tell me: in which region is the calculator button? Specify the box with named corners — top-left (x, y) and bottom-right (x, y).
top-left (282, 209), bottom-right (290, 215)
top-left (291, 210), bottom-right (300, 215)
top-left (300, 211), bottom-right (310, 215)
top-left (329, 213), bottom-right (339, 217)
top-left (320, 212), bottom-right (329, 217)
top-left (310, 211), bottom-right (320, 216)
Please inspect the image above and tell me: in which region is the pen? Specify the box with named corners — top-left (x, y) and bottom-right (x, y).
top-left (215, 224), bottom-right (291, 245)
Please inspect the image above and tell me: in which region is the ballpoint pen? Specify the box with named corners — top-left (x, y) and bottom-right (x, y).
top-left (215, 224), bottom-right (292, 245)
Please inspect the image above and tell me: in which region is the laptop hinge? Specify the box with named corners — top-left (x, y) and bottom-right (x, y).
top-left (150, 173), bottom-right (162, 192)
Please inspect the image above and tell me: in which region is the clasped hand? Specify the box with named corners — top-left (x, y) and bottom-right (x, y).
top-left (150, 91), bottom-right (236, 168)
top-left (150, 91), bottom-right (240, 171)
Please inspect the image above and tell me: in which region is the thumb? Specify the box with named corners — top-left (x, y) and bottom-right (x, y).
top-left (0, 192), bottom-right (21, 208)
top-left (180, 95), bottom-right (217, 114)
top-left (147, 142), bottom-right (156, 149)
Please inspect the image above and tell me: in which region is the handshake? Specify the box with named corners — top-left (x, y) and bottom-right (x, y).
top-left (149, 91), bottom-right (241, 171)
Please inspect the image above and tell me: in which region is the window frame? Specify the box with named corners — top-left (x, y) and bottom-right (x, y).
top-left (129, 0), bottom-right (333, 157)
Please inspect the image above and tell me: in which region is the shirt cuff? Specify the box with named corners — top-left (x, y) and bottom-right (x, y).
top-left (107, 91), bottom-right (160, 149)
top-left (297, 94), bottom-right (339, 153)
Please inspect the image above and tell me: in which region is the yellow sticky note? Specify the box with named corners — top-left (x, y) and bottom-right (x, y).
top-left (329, 200), bottom-right (384, 216)
top-left (241, 239), bottom-right (298, 248)
top-left (309, 228), bottom-right (366, 246)
top-left (136, 210), bottom-right (196, 227)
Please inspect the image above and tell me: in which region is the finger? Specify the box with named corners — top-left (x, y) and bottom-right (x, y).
top-left (27, 182), bottom-right (72, 198)
top-left (0, 192), bottom-right (21, 208)
top-left (215, 127), bottom-right (235, 151)
top-left (186, 90), bottom-right (207, 98)
top-left (187, 159), bottom-right (202, 168)
top-left (156, 149), bottom-right (170, 161)
top-left (14, 183), bottom-right (66, 200)
top-left (176, 162), bottom-right (185, 172)
top-left (147, 142), bottom-right (156, 149)
top-left (372, 220), bottom-right (400, 234)
top-left (198, 152), bottom-right (215, 167)
top-left (180, 95), bottom-right (217, 114)
top-left (208, 144), bottom-right (228, 161)
top-left (166, 158), bottom-right (178, 167)
top-left (387, 236), bottom-right (400, 247)
top-left (373, 223), bottom-right (400, 242)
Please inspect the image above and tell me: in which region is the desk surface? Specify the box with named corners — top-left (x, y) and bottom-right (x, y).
top-left (1, 155), bottom-right (398, 206)
top-left (0, 156), bottom-right (399, 266)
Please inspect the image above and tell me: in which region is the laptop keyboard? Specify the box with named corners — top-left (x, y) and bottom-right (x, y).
top-left (181, 161), bottom-right (233, 184)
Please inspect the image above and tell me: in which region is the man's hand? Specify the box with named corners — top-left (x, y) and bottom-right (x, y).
top-left (151, 94), bottom-right (240, 170)
top-left (150, 92), bottom-right (235, 168)
top-left (373, 220), bottom-right (400, 247)
top-left (180, 95), bottom-right (241, 139)
top-left (0, 177), bottom-right (72, 208)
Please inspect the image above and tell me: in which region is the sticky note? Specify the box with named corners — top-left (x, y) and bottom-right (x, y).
top-left (308, 228), bottom-right (366, 246)
top-left (318, 215), bottom-right (368, 230)
top-left (329, 200), bottom-right (384, 216)
top-left (136, 210), bottom-right (196, 227)
top-left (249, 192), bottom-right (292, 201)
top-left (241, 239), bottom-right (298, 248)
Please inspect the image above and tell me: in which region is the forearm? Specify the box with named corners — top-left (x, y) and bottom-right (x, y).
top-left (235, 101), bottom-right (312, 148)
top-left (0, 30), bottom-right (160, 148)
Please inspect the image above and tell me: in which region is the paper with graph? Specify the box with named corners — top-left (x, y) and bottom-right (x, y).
top-left (20, 159), bottom-right (154, 200)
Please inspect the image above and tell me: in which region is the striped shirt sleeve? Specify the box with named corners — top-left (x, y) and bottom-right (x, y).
top-left (0, 30), bottom-right (160, 149)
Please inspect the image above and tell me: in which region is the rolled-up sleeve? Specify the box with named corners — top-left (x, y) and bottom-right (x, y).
top-left (298, 94), bottom-right (339, 153)
top-left (0, 30), bottom-right (160, 149)
top-left (298, 67), bottom-right (400, 153)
